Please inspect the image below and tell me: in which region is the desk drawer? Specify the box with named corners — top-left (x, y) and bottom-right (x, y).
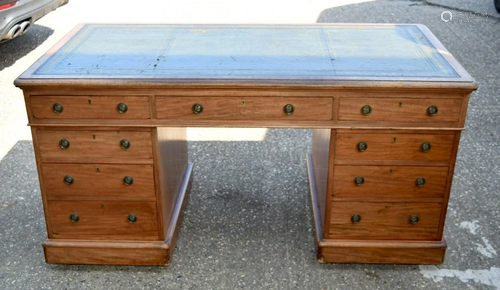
top-left (48, 201), bottom-right (158, 238)
top-left (42, 164), bottom-right (155, 199)
top-left (338, 97), bottom-right (462, 122)
top-left (333, 166), bottom-right (448, 198)
top-left (37, 130), bottom-right (153, 161)
top-left (335, 132), bottom-right (455, 162)
top-left (31, 96), bottom-right (151, 119)
top-left (329, 202), bottom-right (442, 240)
top-left (155, 97), bottom-right (333, 121)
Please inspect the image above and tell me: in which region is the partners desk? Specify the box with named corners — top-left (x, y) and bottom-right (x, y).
top-left (15, 24), bottom-right (477, 266)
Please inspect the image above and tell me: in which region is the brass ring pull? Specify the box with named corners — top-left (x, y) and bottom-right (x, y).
top-left (361, 105), bottom-right (372, 116)
top-left (59, 138), bottom-right (70, 149)
top-left (427, 105), bottom-right (438, 116)
top-left (284, 104), bottom-right (295, 115)
top-left (117, 103), bottom-right (128, 114)
top-left (123, 176), bottom-right (134, 186)
top-left (120, 139), bottom-right (131, 149)
top-left (415, 177), bottom-right (426, 187)
top-left (192, 103), bottom-right (203, 114)
top-left (409, 215), bottom-right (420, 225)
top-left (351, 214), bottom-right (361, 224)
top-left (53, 103), bottom-right (63, 114)
top-left (64, 175), bottom-right (74, 185)
top-left (127, 214), bottom-right (137, 224)
top-left (69, 213), bottom-right (80, 223)
top-left (354, 176), bottom-right (365, 186)
top-left (357, 141), bottom-right (367, 152)
top-left (420, 142), bottom-right (431, 153)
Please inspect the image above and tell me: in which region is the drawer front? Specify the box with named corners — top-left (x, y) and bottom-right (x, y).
top-left (333, 166), bottom-right (448, 198)
top-left (37, 130), bottom-right (153, 161)
top-left (31, 96), bottom-right (151, 119)
top-left (338, 97), bottom-right (462, 122)
top-left (335, 133), bottom-right (455, 162)
top-left (156, 97), bottom-right (333, 121)
top-left (329, 202), bottom-right (442, 239)
top-left (42, 164), bottom-right (155, 199)
top-left (48, 201), bottom-right (158, 238)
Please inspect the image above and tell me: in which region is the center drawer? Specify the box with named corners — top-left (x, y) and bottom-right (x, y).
top-left (155, 96), bottom-right (333, 121)
top-left (329, 202), bottom-right (442, 240)
top-left (37, 130), bottom-right (153, 161)
top-left (42, 164), bottom-right (155, 199)
top-left (48, 201), bottom-right (158, 238)
top-left (335, 132), bottom-right (455, 162)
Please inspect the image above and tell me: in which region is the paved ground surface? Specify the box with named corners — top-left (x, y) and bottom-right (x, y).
top-left (0, 0), bottom-right (499, 289)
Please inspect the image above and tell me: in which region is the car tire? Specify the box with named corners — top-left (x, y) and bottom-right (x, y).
top-left (496, 0), bottom-right (500, 13)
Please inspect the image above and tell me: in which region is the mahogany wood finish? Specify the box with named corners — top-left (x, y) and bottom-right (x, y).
top-left (329, 202), bottom-right (442, 239)
top-left (43, 240), bottom-right (170, 266)
top-left (333, 166), bottom-right (448, 198)
top-left (42, 164), bottom-right (155, 199)
top-left (156, 96), bottom-right (334, 121)
top-left (37, 130), bottom-right (154, 161)
top-left (16, 24), bottom-right (476, 266)
top-left (317, 239), bottom-right (447, 264)
top-left (335, 132), bottom-right (455, 162)
top-left (48, 200), bottom-right (159, 238)
top-left (311, 129), bottom-right (331, 229)
top-left (338, 97), bottom-right (462, 122)
top-left (30, 96), bottom-right (151, 119)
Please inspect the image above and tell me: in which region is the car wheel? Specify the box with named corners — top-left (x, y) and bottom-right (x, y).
top-left (496, 0), bottom-right (500, 13)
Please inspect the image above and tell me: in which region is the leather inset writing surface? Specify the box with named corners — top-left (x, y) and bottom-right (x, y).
top-left (34, 24), bottom-right (459, 80)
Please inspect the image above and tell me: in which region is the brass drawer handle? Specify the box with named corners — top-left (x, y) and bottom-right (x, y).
top-left (420, 142), bottom-right (431, 153)
top-left (117, 103), bottom-right (128, 114)
top-left (53, 103), bottom-right (63, 114)
top-left (59, 138), bottom-right (70, 149)
top-left (357, 141), bottom-right (367, 152)
top-left (361, 105), bottom-right (372, 116)
top-left (69, 213), bottom-right (80, 223)
top-left (354, 176), bottom-right (364, 186)
top-left (192, 103), bottom-right (203, 114)
top-left (427, 105), bottom-right (438, 116)
top-left (351, 214), bottom-right (361, 224)
top-left (409, 215), bottom-right (420, 225)
top-left (123, 175), bottom-right (134, 186)
top-left (64, 175), bottom-right (74, 185)
top-left (127, 214), bottom-right (137, 224)
top-left (415, 177), bottom-right (426, 187)
top-left (284, 104), bottom-right (295, 115)
top-left (120, 139), bottom-right (131, 149)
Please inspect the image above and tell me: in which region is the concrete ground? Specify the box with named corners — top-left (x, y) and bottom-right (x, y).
top-left (0, 0), bottom-right (499, 289)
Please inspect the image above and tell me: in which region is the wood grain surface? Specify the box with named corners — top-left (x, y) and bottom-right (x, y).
top-left (37, 130), bottom-right (153, 161)
top-left (42, 164), bottom-right (155, 199)
top-left (338, 97), bottom-right (462, 122)
top-left (43, 239), bottom-right (170, 265)
top-left (48, 201), bottom-right (158, 238)
top-left (156, 96), bottom-right (333, 121)
top-left (333, 166), bottom-right (449, 198)
top-left (31, 96), bottom-right (151, 119)
top-left (154, 127), bottom-right (188, 240)
top-left (329, 202), bottom-right (442, 239)
top-left (318, 239), bottom-right (446, 264)
top-left (335, 132), bottom-right (455, 162)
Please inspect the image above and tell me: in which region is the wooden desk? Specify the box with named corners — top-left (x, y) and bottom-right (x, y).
top-left (15, 24), bottom-right (477, 265)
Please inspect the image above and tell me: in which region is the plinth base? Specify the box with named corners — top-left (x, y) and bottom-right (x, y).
top-left (42, 163), bottom-right (193, 266)
top-left (306, 154), bottom-right (446, 264)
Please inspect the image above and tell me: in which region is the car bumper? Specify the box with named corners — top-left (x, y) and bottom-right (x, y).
top-left (0, 0), bottom-right (68, 41)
